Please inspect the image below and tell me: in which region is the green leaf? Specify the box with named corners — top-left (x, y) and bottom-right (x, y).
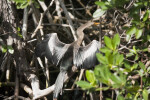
top-left (96, 87), bottom-right (109, 91)
top-left (134, 54), bottom-right (139, 61)
top-left (138, 69), bottom-right (144, 77)
top-left (112, 33), bottom-right (120, 50)
top-left (117, 95), bottom-right (124, 100)
top-left (1, 45), bottom-right (7, 53)
top-left (134, 92), bottom-right (140, 100)
top-left (127, 86), bottom-right (140, 93)
top-left (93, 9), bottom-right (106, 18)
top-left (147, 35), bottom-right (150, 42)
top-left (124, 61), bottom-right (131, 70)
top-left (86, 70), bottom-right (96, 85)
top-left (126, 34), bottom-right (131, 41)
top-left (142, 89), bottom-right (148, 100)
top-left (116, 54), bottom-right (124, 66)
top-left (143, 10), bottom-right (149, 22)
top-left (96, 53), bottom-right (108, 64)
top-left (18, 32), bottom-right (23, 38)
top-left (107, 53), bottom-right (114, 65)
top-left (126, 52), bottom-right (134, 57)
top-left (17, 27), bottom-right (20, 31)
top-left (131, 63), bottom-right (138, 71)
top-left (126, 26), bottom-right (136, 35)
top-left (100, 47), bottom-right (112, 54)
top-left (7, 45), bottom-right (14, 54)
top-left (110, 72), bottom-right (126, 88)
top-left (104, 36), bottom-right (113, 50)
top-left (17, 2), bottom-right (29, 9)
top-left (139, 61), bottom-right (145, 70)
top-left (130, 46), bottom-right (137, 54)
top-left (135, 29), bottom-right (143, 39)
top-left (76, 81), bottom-right (92, 89)
top-left (110, 74), bottom-right (121, 88)
top-left (94, 65), bottom-right (111, 85)
top-left (95, 1), bottom-right (108, 10)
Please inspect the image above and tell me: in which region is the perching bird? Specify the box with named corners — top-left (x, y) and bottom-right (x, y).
top-left (35, 21), bottom-right (100, 100)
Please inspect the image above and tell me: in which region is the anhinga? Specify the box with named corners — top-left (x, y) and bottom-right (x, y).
top-left (35, 21), bottom-right (100, 100)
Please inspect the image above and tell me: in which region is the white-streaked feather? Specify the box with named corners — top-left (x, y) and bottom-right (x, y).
top-left (74, 40), bottom-right (100, 68)
top-left (46, 33), bottom-right (70, 65)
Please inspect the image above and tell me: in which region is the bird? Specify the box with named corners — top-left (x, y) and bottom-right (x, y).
top-left (35, 21), bottom-right (100, 100)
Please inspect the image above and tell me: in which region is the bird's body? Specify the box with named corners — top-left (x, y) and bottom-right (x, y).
top-left (35, 21), bottom-right (100, 100)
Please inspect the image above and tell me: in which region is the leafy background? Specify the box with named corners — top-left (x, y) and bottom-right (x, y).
top-left (0, 0), bottom-right (150, 100)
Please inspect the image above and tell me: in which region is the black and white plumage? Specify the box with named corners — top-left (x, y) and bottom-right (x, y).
top-left (35, 21), bottom-right (100, 100)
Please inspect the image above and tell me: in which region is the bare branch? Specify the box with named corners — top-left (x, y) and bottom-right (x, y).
top-left (22, 7), bottom-right (28, 40)
top-left (58, 0), bottom-right (77, 40)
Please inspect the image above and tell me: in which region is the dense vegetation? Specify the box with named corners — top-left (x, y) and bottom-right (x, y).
top-left (0, 0), bottom-right (150, 100)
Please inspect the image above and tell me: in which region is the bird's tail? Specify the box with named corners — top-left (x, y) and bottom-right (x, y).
top-left (53, 70), bottom-right (66, 100)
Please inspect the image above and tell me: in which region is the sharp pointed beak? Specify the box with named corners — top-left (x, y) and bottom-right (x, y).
top-left (94, 22), bottom-right (100, 25)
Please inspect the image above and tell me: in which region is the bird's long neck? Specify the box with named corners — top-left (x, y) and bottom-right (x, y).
top-left (76, 21), bottom-right (94, 46)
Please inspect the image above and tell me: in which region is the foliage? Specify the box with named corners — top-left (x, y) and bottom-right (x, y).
top-left (1, 0), bottom-right (150, 99)
top-left (12, 0), bottom-right (44, 9)
top-left (77, 32), bottom-right (150, 99)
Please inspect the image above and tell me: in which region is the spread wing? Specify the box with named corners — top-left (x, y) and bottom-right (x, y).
top-left (74, 40), bottom-right (100, 69)
top-left (35, 33), bottom-right (70, 65)
top-left (47, 33), bottom-right (70, 65)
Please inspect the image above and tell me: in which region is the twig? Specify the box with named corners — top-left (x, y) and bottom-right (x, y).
top-left (55, 0), bottom-right (62, 21)
top-left (37, 57), bottom-right (50, 86)
top-left (78, 69), bottom-right (84, 81)
top-left (126, 0), bottom-right (136, 11)
top-left (31, 0), bottom-right (55, 38)
top-left (43, 23), bottom-right (70, 27)
top-left (31, 13), bottom-right (44, 38)
top-left (38, 0), bottom-right (56, 30)
top-left (71, 76), bottom-right (79, 89)
top-left (28, 66), bottom-right (77, 100)
top-left (14, 60), bottom-right (19, 100)
top-left (38, 0), bottom-right (53, 23)
top-left (45, 57), bottom-right (50, 87)
top-left (22, 7), bottom-right (28, 40)
top-left (4, 95), bottom-right (30, 100)
top-left (77, 0), bottom-right (92, 16)
top-left (100, 83), bottom-right (103, 100)
top-left (0, 82), bottom-right (33, 98)
top-left (6, 54), bottom-right (11, 82)
top-left (30, 3), bottom-right (41, 25)
top-left (54, 16), bottom-right (88, 23)
top-left (58, 0), bottom-right (77, 40)
top-left (89, 93), bottom-right (94, 100)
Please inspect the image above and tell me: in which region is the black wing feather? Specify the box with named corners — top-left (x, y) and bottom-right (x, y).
top-left (35, 33), bottom-right (70, 65)
top-left (46, 33), bottom-right (70, 65)
top-left (35, 35), bottom-right (50, 57)
top-left (74, 40), bottom-right (100, 69)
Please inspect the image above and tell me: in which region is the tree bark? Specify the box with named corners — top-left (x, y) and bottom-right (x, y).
top-left (0, 0), bottom-right (29, 100)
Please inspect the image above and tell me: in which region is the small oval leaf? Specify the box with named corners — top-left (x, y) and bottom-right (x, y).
top-left (104, 36), bottom-right (113, 50)
top-left (7, 45), bottom-right (14, 54)
top-left (112, 33), bottom-right (120, 50)
top-left (126, 34), bottom-right (131, 41)
top-left (126, 26), bottom-right (136, 35)
top-left (135, 29), bottom-right (143, 39)
top-left (76, 81), bottom-right (92, 89)
top-left (142, 89), bottom-right (148, 100)
top-left (93, 9), bottom-right (106, 18)
top-left (86, 70), bottom-right (97, 86)
top-left (143, 10), bottom-right (149, 22)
